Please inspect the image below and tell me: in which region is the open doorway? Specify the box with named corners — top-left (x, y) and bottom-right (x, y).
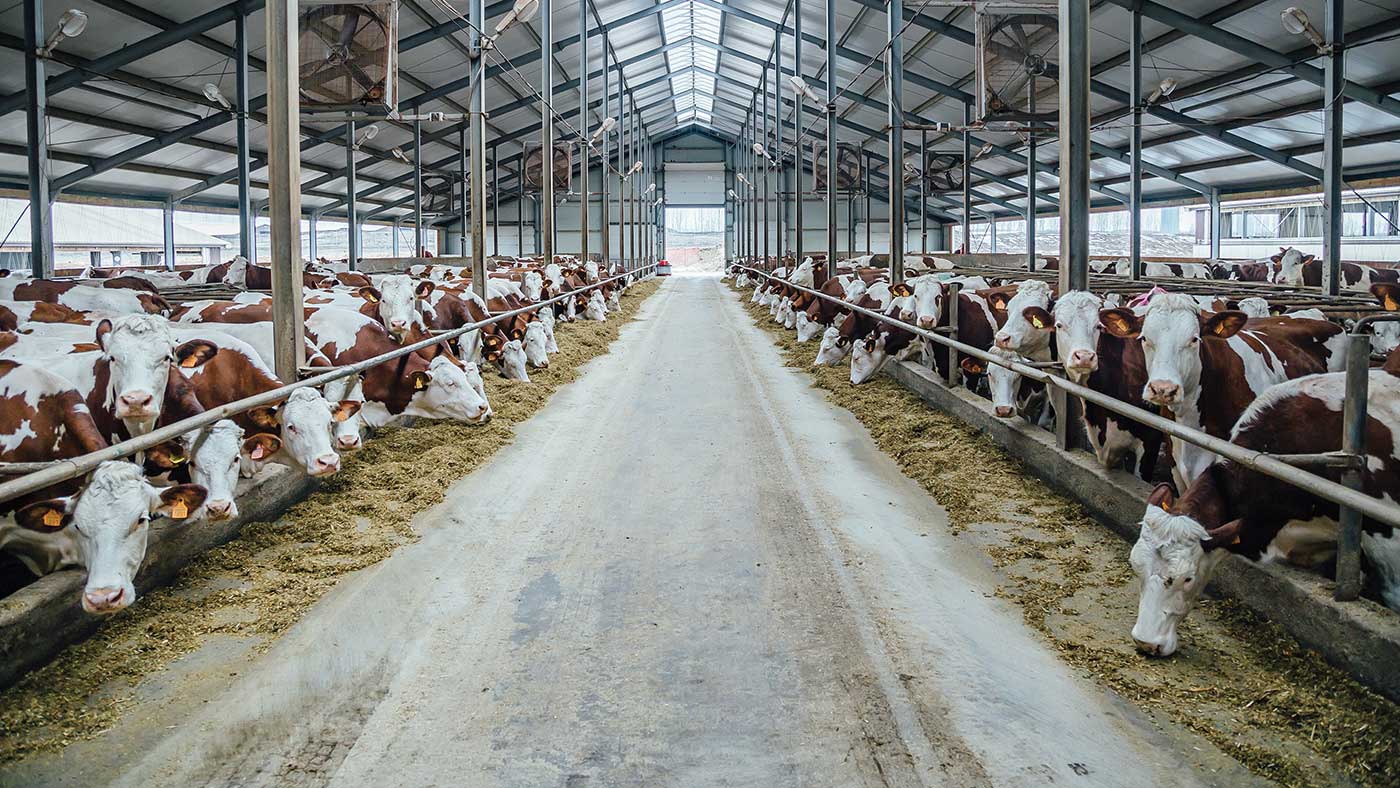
top-left (664, 207), bottom-right (725, 273)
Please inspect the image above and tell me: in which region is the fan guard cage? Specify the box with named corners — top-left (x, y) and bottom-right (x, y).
top-left (975, 5), bottom-right (1059, 124)
top-left (522, 143), bottom-right (574, 193)
top-left (812, 143), bottom-right (864, 194)
top-left (922, 151), bottom-right (965, 193)
top-left (299, 1), bottom-right (399, 110)
top-left (420, 174), bottom-right (455, 216)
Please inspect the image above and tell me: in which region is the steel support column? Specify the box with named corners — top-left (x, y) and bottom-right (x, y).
top-left (600, 56), bottom-right (610, 267)
top-left (961, 103), bottom-right (971, 257)
top-left (516, 162), bottom-right (524, 254)
top-left (775, 38), bottom-right (785, 259)
top-left (578, 0), bottom-right (589, 264)
top-left (826, 0), bottom-right (838, 274)
top-left (308, 211), bottom-right (318, 259)
top-left (458, 125), bottom-right (468, 256)
top-left (23, 0), bottom-right (52, 278)
top-left (1026, 107), bottom-right (1037, 269)
top-left (615, 75), bottom-right (622, 268)
top-left (1322, 0), bottom-right (1344, 295)
top-left (794, 0), bottom-right (803, 269)
top-left (864, 149), bottom-right (871, 253)
top-left (413, 119), bottom-right (424, 255)
top-left (887, 0), bottom-right (905, 284)
top-left (265, 0), bottom-right (305, 384)
top-left (235, 10), bottom-right (253, 262)
top-left (1209, 188), bottom-right (1221, 259)
top-left (163, 199), bottom-right (176, 270)
top-left (470, 0), bottom-right (486, 298)
top-left (346, 120), bottom-right (360, 266)
top-left (492, 148), bottom-right (500, 255)
top-left (541, 0), bottom-right (555, 268)
top-left (762, 67), bottom-right (770, 268)
top-left (1128, 6), bottom-right (1143, 280)
top-left (920, 129), bottom-right (928, 254)
top-left (1058, 0), bottom-right (1090, 294)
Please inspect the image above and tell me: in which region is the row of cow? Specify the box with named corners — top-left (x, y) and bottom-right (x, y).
top-left (728, 257), bottom-right (1400, 659)
top-left (0, 255), bottom-right (637, 617)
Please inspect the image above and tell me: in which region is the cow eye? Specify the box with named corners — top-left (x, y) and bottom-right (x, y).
top-left (1189, 336), bottom-right (1200, 345)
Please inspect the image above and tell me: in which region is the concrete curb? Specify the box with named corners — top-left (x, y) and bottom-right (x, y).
top-left (888, 359), bottom-right (1400, 704)
top-left (0, 464), bottom-right (318, 691)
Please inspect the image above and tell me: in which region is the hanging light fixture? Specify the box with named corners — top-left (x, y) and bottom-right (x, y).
top-left (1281, 7), bottom-right (1327, 51)
top-left (589, 116), bottom-right (617, 145)
top-left (39, 9), bottom-right (87, 56)
top-left (391, 146), bottom-right (411, 164)
top-left (1145, 77), bottom-right (1178, 106)
top-left (788, 75), bottom-right (822, 105)
top-left (353, 123), bottom-right (380, 151)
top-left (493, 0), bottom-right (540, 39)
top-left (202, 83), bottom-right (232, 111)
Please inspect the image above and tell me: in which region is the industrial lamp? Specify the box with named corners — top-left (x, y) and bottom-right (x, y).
top-left (644, 183), bottom-right (656, 195)
top-left (654, 197), bottom-right (664, 207)
top-left (736, 173), bottom-right (751, 188)
top-left (390, 146), bottom-right (411, 164)
top-left (38, 9), bottom-right (88, 57)
top-left (1145, 77), bottom-right (1178, 106)
top-left (1281, 7), bottom-right (1327, 51)
top-left (752, 143), bottom-right (774, 163)
top-left (727, 188), bottom-right (739, 199)
top-left (202, 83), bottom-right (232, 111)
top-left (624, 160), bottom-right (644, 179)
top-left (789, 76), bottom-right (821, 104)
top-left (353, 123), bottom-right (380, 151)
top-left (589, 116), bottom-right (616, 145)
top-left (494, 0), bottom-right (540, 38)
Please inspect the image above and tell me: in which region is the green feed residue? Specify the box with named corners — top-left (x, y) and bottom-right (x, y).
top-left (730, 280), bottom-right (1400, 788)
top-left (0, 278), bottom-right (664, 764)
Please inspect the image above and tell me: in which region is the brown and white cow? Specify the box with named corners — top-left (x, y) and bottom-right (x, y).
top-left (1129, 361), bottom-right (1400, 656)
top-left (1274, 247), bottom-right (1400, 290)
top-left (0, 280), bottom-right (168, 315)
top-left (1101, 293), bottom-right (1347, 485)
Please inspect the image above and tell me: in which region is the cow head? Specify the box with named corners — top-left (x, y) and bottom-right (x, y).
top-left (584, 291), bottom-right (608, 322)
top-left (1101, 293), bottom-right (1248, 408)
top-left (903, 276), bottom-right (944, 329)
top-left (523, 321), bottom-right (549, 369)
top-left (543, 263), bottom-right (565, 297)
top-left (960, 349), bottom-right (1024, 417)
top-left (405, 355), bottom-right (492, 423)
top-left (322, 374), bottom-right (367, 451)
top-left (1129, 483), bottom-right (1235, 656)
top-left (96, 316), bottom-right (217, 432)
top-left (276, 388), bottom-right (350, 477)
top-left (15, 461), bottom-right (206, 614)
top-left (814, 326), bottom-right (851, 366)
top-left (1051, 290), bottom-right (1104, 383)
top-left (992, 280), bottom-right (1054, 357)
top-left (795, 309), bottom-right (824, 343)
top-left (362, 275), bottom-right (429, 340)
top-left (186, 420), bottom-right (282, 520)
top-left (850, 332), bottom-right (889, 385)
top-left (789, 258), bottom-right (815, 289)
top-left (520, 271), bottom-right (545, 301)
top-left (1272, 247), bottom-right (1310, 285)
top-left (1371, 283), bottom-right (1400, 356)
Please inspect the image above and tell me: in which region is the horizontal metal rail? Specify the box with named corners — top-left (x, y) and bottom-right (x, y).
top-left (735, 265), bottom-right (1400, 531)
top-left (0, 266), bottom-right (654, 506)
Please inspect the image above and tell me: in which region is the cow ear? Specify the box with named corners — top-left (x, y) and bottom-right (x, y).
top-left (987, 292), bottom-right (1011, 312)
top-left (1099, 308), bottom-right (1142, 339)
top-left (70, 342), bottom-right (101, 353)
top-left (1202, 518), bottom-right (1243, 550)
top-left (1022, 306), bottom-right (1053, 331)
top-left (415, 280), bottom-right (435, 299)
top-left (959, 357), bottom-right (986, 376)
top-left (95, 318), bottom-right (113, 349)
top-left (331, 400), bottom-right (362, 423)
top-left (154, 484), bottom-right (208, 521)
top-left (1373, 282), bottom-right (1400, 311)
top-left (174, 339), bottom-right (218, 369)
top-left (15, 499), bottom-right (74, 533)
top-left (1147, 482), bottom-right (1176, 512)
top-left (1203, 310), bottom-right (1248, 339)
top-left (145, 440), bottom-right (188, 470)
top-left (411, 370), bottom-right (432, 390)
top-left (248, 405), bottom-right (281, 430)
top-left (242, 432), bottom-right (282, 461)
top-left (358, 286), bottom-right (382, 303)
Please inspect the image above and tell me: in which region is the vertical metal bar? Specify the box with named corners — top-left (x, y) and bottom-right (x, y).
top-left (1026, 102), bottom-right (1037, 270)
top-left (308, 211), bottom-right (318, 260)
top-left (469, 0), bottom-right (486, 299)
top-left (23, 0), bottom-right (52, 278)
top-left (162, 199), bottom-right (176, 270)
top-left (1334, 333), bottom-right (1370, 600)
top-left (579, 0), bottom-right (589, 267)
top-left (961, 103), bottom-right (971, 257)
top-left (235, 10), bottom-right (252, 262)
top-left (826, 0), bottom-right (838, 275)
top-left (346, 120), bottom-right (360, 266)
top-left (793, 0), bottom-right (803, 269)
top-left (920, 129), bottom-right (928, 255)
top-left (601, 55), bottom-right (610, 268)
top-left (517, 162), bottom-right (524, 255)
top-left (265, 0), bottom-right (305, 384)
top-left (1129, 6), bottom-right (1143, 280)
top-left (413, 119), bottom-right (424, 255)
top-left (393, 217), bottom-right (400, 256)
top-left (491, 147), bottom-right (499, 255)
top-left (615, 68), bottom-right (623, 269)
top-left (458, 125), bottom-right (468, 257)
top-left (945, 281), bottom-right (961, 387)
top-left (775, 36), bottom-right (785, 261)
top-left (541, 0), bottom-right (554, 268)
top-left (763, 64), bottom-right (771, 269)
top-left (887, 0), bottom-right (904, 284)
top-left (1209, 188), bottom-right (1221, 259)
top-left (864, 149), bottom-right (871, 253)
top-left (1058, 0), bottom-right (1090, 295)
top-left (990, 218), bottom-right (997, 252)
top-left (1322, 0), bottom-right (1344, 296)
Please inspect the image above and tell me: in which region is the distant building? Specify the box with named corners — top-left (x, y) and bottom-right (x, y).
top-left (0, 201), bottom-right (230, 273)
top-left (1191, 188), bottom-right (1400, 262)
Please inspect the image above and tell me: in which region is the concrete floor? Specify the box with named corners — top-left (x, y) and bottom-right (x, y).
top-left (33, 275), bottom-right (1247, 787)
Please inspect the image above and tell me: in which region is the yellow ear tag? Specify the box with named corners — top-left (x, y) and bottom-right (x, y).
top-left (170, 500), bottom-right (189, 519)
top-left (170, 454), bottom-right (187, 465)
top-left (43, 509), bottom-right (62, 528)
top-left (1031, 315), bottom-right (1046, 329)
top-left (180, 354), bottom-right (199, 368)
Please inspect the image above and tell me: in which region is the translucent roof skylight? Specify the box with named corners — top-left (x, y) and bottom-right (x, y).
top-left (660, 1), bottom-right (722, 124)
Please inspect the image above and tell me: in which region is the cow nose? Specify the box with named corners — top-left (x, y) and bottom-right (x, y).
top-left (337, 434), bottom-right (361, 450)
top-left (119, 392), bottom-right (155, 412)
top-left (83, 586), bottom-right (126, 613)
top-left (205, 499), bottom-right (234, 519)
top-left (389, 319), bottom-right (407, 331)
top-left (994, 333), bottom-right (1012, 349)
top-left (1147, 381), bottom-right (1181, 403)
top-left (917, 316), bottom-right (935, 328)
top-left (1069, 349), bottom-right (1098, 369)
top-left (994, 406), bottom-right (1015, 418)
top-left (312, 453), bottom-right (341, 476)
top-left (899, 309), bottom-right (914, 321)
top-left (1133, 638), bottom-right (1163, 657)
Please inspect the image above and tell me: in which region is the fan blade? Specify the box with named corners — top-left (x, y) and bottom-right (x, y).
top-left (338, 8), bottom-right (363, 49)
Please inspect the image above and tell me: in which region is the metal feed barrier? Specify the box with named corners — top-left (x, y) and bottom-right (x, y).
top-left (735, 264), bottom-right (1400, 602)
top-left (0, 265), bottom-right (655, 506)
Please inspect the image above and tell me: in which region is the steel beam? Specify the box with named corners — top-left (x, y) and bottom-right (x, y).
top-left (1322, 0), bottom-right (1344, 296)
top-left (1058, 0), bottom-right (1089, 294)
top-left (1129, 6), bottom-right (1142, 280)
top-left (794, 0), bottom-right (803, 269)
top-left (235, 11), bottom-right (253, 261)
top-left (775, 31), bottom-right (785, 258)
top-left (601, 55), bottom-right (611, 266)
top-left (887, 0), bottom-right (904, 284)
top-left (579, 0), bottom-right (590, 264)
top-left (163, 199), bottom-right (176, 270)
top-left (1209, 188), bottom-right (1221, 259)
top-left (541, 0), bottom-right (554, 268)
top-left (23, 0), bottom-right (52, 278)
top-left (347, 121), bottom-right (360, 267)
top-left (265, 0), bottom-right (305, 384)
top-left (413, 119), bottom-right (424, 255)
top-left (470, 0), bottom-right (486, 297)
top-left (826, 0), bottom-right (837, 274)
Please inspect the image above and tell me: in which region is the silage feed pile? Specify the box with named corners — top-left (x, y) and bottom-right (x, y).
top-left (729, 281), bottom-right (1400, 788)
top-left (0, 278), bottom-right (665, 764)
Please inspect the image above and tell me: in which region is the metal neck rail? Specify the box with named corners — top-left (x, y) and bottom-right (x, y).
top-left (0, 265), bottom-right (655, 506)
top-left (736, 264), bottom-right (1400, 601)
